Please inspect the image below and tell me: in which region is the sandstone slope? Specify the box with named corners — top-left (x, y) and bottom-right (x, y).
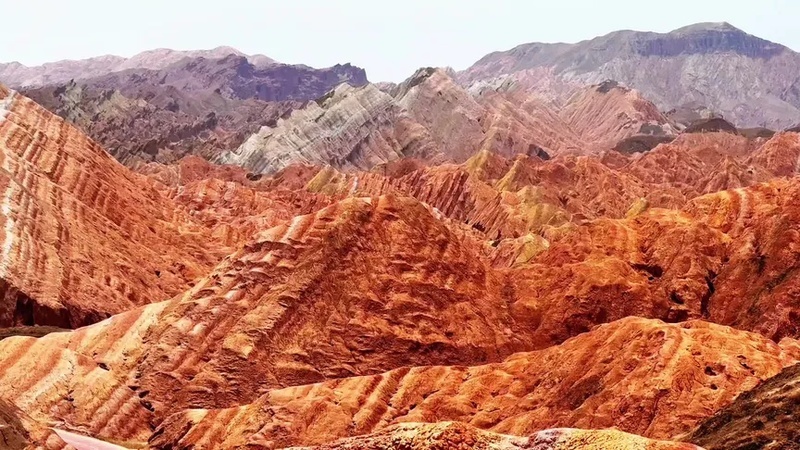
top-left (290, 423), bottom-right (703, 450)
top-left (0, 85), bottom-right (227, 328)
top-left (0, 195), bottom-right (525, 445)
top-left (150, 317), bottom-right (797, 449)
top-left (687, 362), bottom-right (800, 449)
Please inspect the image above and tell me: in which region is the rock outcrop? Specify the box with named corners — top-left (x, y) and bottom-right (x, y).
top-left (0, 195), bottom-right (524, 444)
top-left (218, 83), bottom-right (440, 173)
top-left (17, 53), bottom-right (368, 167)
top-left (222, 68), bottom-right (672, 175)
top-left (23, 80), bottom-right (301, 166)
top-left (7, 55), bottom-right (800, 450)
top-left (559, 81), bottom-right (677, 148)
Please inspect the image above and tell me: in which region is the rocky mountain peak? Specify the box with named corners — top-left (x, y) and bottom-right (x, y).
top-left (633, 21), bottom-right (786, 59)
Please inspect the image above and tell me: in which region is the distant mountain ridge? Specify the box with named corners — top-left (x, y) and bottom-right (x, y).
top-left (460, 22), bottom-right (800, 128)
top-left (16, 52), bottom-right (368, 166)
top-left (0, 46), bottom-right (277, 87)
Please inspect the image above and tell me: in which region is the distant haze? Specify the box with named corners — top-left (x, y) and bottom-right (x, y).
top-left (2, 0), bottom-right (799, 81)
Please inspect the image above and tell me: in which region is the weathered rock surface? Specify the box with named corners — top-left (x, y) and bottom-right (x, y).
top-left (289, 422), bottom-right (704, 450)
top-left (461, 22), bottom-right (800, 128)
top-left (150, 318), bottom-right (796, 449)
top-left (559, 81), bottom-right (677, 148)
top-left (687, 362), bottom-right (800, 450)
top-left (0, 195), bottom-right (527, 444)
top-left (218, 82), bottom-right (440, 173)
top-left (0, 86), bottom-right (226, 328)
top-left (7, 60), bottom-right (800, 450)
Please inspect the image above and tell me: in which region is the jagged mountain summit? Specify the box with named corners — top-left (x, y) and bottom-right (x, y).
top-left (0, 46), bottom-right (276, 88)
top-left (460, 22), bottom-right (800, 128)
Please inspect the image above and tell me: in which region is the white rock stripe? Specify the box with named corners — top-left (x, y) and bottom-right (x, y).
top-left (0, 90), bottom-right (16, 279)
top-left (52, 428), bottom-right (130, 450)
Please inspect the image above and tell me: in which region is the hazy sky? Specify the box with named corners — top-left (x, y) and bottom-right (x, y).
top-left (2, 0), bottom-right (798, 81)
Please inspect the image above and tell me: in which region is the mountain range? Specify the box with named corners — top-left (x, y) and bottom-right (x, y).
top-left (2, 21), bottom-right (800, 450)
top-left (461, 22), bottom-right (800, 129)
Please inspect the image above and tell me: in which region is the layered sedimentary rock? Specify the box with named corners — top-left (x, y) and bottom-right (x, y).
top-left (150, 318), bottom-right (797, 449)
top-left (460, 22), bottom-right (800, 128)
top-left (23, 80), bottom-right (300, 165)
top-left (474, 86), bottom-right (586, 156)
top-left (13, 52), bottom-right (367, 166)
top-left (746, 131), bottom-right (800, 176)
top-left (687, 363), bottom-right (800, 450)
top-left (218, 83), bottom-right (440, 173)
top-left (291, 423), bottom-right (704, 450)
top-left (559, 81), bottom-right (677, 149)
top-left (221, 68), bottom-right (614, 175)
top-left (0, 86), bottom-right (226, 328)
top-left (8, 60), bottom-right (800, 450)
top-left (0, 195), bottom-right (525, 445)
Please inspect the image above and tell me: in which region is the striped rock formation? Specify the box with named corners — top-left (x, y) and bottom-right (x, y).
top-left (619, 132), bottom-right (774, 197)
top-left (3, 189), bottom-right (794, 448)
top-left (216, 82), bottom-right (441, 174)
top-left (0, 85), bottom-right (227, 328)
top-left (150, 318), bottom-right (797, 449)
top-left (289, 422), bottom-right (704, 450)
top-left (684, 177), bottom-right (800, 341)
top-left (0, 195), bottom-right (526, 446)
top-left (14, 51), bottom-right (366, 167)
top-left (222, 68), bottom-right (669, 175)
top-left (559, 81), bottom-right (677, 149)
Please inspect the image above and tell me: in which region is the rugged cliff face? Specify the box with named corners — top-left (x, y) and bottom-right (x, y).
top-left (461, 22), bottom-right (800, 128)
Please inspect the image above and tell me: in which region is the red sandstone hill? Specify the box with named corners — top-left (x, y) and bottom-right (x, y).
top-left (5, 79), bottom-right (800, 450)
top-left (0, 85), bottom-right (233, 328)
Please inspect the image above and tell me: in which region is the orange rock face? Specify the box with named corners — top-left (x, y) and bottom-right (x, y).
top-left (149, 318), bottom-right (795, 449)
top-left (289, 422), bottom-right (704, 450)
top-left (0, 87), bottom-right (228, 328)
top-left (6, 80), bottom-right (800, 450)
